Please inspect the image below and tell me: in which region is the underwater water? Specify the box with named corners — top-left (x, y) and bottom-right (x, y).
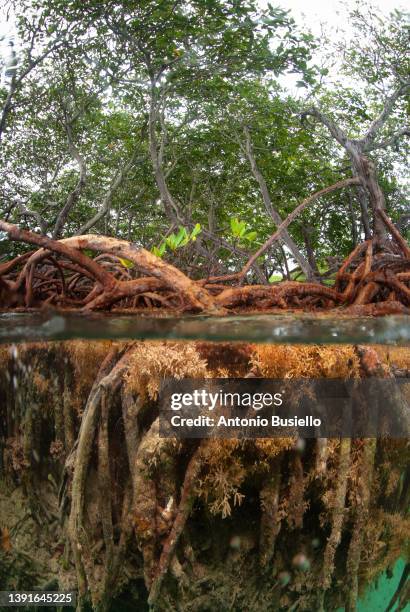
top-left (346, 558), bottom-right (407, 612)
top-left (0, 313), bottom-right (408, 611)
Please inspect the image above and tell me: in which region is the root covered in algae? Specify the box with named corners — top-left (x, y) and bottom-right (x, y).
top-left (0, 341), bottom-right (409, 611)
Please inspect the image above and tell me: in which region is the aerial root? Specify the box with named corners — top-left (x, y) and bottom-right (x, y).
top-left (0, 221), bottom-right (224, 314)
top-left (376, 209), bottom-right (410, 259)
top-left (0, 219), bottom-right (408, 314)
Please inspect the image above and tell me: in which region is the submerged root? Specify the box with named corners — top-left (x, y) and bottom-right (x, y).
top-left (317, 439), bottom-right (351, 611)
top-left (0, 340), bottom-right (409, 610)
top-left (148, 441), bottom-right (206, 608)
top-left (286, 452), bottom-right (306, 530)
top-left (345, 439), bottom-right (377, 612)
top-left (131, 418), bottom-right (173, 590)
top-left (386, 563), bottom-right (410, 611)
top-left (67, 345), bottom-right (135, 608)
top-left (259, 458), bottom-right (282, 567)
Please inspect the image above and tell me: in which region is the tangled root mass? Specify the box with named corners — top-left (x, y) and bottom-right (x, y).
top-left (0, 341), bottom-right (409, 611)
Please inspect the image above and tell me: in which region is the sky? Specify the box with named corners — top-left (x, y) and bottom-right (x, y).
top-left (256, 0), bottom-right (408, 95)
top-left (264, 0), bottom-right (407, 34)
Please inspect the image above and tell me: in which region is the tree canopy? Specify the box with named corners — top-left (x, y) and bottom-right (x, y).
top-left (0, 0), bottom-right (408, 282)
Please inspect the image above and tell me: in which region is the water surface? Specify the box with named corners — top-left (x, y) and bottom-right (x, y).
top-left (0, 311), bottom-right (409, 344)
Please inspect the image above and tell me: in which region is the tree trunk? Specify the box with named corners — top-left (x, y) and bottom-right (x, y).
top-left (243, 127), bottom-right (315, 280)
top-left (354, 186), bottom-right (372, 240)
top-left (351, 153), bottom-right (387, 241)
top-left (301, 225), bottom-right (320, 276)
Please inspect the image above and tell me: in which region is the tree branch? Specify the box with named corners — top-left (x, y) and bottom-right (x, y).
top-left (365, 125), bottom-right (410, 152)
top-left (0, 29), bottom-right (70, 144)
top-left (13, 198), bottom-right (48, 235)
top-left (301, 108), bottom-right (351, 149)
top-left (241, 177), bottom-right (361, 279)
top-left (52, 116), bottom-right (87, 238)
top-left (78, 153), bottom-right (141, 235)
top-left (359, 80), bottom-right (410, 148)
top-left (148, 82), bottom-right (182, 223)
top-left (243, 125), bottom-right (314, 280)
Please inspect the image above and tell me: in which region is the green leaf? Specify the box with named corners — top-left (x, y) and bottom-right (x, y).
top-left (230, 217), bottom-right (247, 238)
top-left (118, 257), bottom-right (134, 269)
top-left (151, 246), bottom-right (164, 258)
top-left (166, 234), bottom-right (178, 250)
top-left (190, 222), bottom-right (202, 241)
top-left (238, 222), bottom-right (247, 237)
top-left (230, 217), bottom-right (239, 235)
top-left (174, 226), bottom-right (189, 247)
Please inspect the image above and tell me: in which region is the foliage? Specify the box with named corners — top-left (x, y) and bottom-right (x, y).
top-left (152, 223), bottom-right (202, 257)
top-left (0, 0), bottom-right (408, 278)
top-left (229, 217), bottom-right (257, 243)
